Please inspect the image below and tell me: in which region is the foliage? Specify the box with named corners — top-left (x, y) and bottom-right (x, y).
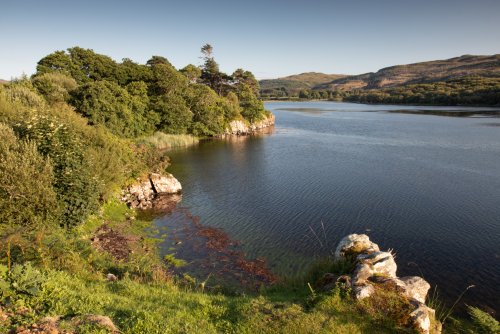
top-left (70, 80), bottom-right (157, 137)
top-left (7, 262), bottom-right (45, 296)
top-left (33, 46), bottom-right (270, 138)
top-left (163, 254), bottom-right (187, 268)
top-left (37, 47), bottom-right (119, 84)
top-left (180, 64), bottom-right (202, 83)
top-left (468, 306), bottom-right (500, 334)
top-left (343, 76), bottom-right (500, 106)
top-left (32, 72), bottom-right (77, 105)
top-left (185, 84), bottom-right (226, 136)
top-left (0, 123), bottom-right (60, 233)
top-left (1, 78), bottom-right (46, 108)
top-left (237, 83), bottom-right (267, 122)
top-left (152, 94), bottom-right (193, 134)
top-left (0, 94), bottom-right (138, 228)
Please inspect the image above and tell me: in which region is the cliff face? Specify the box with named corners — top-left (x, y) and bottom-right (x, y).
top-left (226, 114), bottom-right (275, 135)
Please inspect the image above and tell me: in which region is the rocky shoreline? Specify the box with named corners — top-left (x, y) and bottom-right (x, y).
top-left (121, 173), bottom-right (182, 210)
top-left (333, 234), bottom-right (441, 334)
top-left (225, 114), bottom-right (275, 136)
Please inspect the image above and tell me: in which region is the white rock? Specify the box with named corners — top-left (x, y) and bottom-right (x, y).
top-left (226, 114), bottom-right (275, 135)
top-left (150, 173), bottom-right (182, 194)
top-left (357, 251), bottom-right (397, 278)
top-left (410, 303), bottom-right (432, 334)
top-left (353, 284), bottom-right (375, 299)
top-left (334, 234), bottom-right (380, 260)
top-left (400, 276), bottom-right (431, 304)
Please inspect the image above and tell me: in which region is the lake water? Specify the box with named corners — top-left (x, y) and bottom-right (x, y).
top-left (157, 101), bottom-right (500, 314)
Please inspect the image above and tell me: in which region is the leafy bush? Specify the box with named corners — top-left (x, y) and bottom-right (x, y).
top-left (1, 79), bottom-right (46, 109)
top-left (13, 112), bottom-right (101, 227)
top-left (0, 123), bottom-right (60, 232)
top-left (32, 72), bottom-right (77, 105)
top-left (8, 262), bottom-right (45, 296)
top-left (70, 80), bottom-right (156, 138)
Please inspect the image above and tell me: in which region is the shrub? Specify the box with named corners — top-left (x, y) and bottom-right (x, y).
top-left (0, 123), bottom-right (60, 233)
top-left (32, 72), bottom-right (77, 105)
top-left (1, 79), bottom-right (46, 109)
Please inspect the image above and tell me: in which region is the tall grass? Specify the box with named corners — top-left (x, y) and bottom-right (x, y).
top-left (140, 132), bottom-right (199, 150)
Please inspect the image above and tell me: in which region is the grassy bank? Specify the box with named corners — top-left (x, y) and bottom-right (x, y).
top-left (2, 199), bottom-right (498, 333)
top-left (0, 200), bottom-right (417, 334)
top-left (139, 132), bottom-right (200, 150)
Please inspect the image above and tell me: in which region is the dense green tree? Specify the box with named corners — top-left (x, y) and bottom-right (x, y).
top-left (237, 83), bottom-right (266, 122)
top-left (180, 64), bottom-right (202, 83)
top-left (70, 80), bottom-right (152, 138)
top-left (149, 63), bottom-right (188, 96)
top-left (232, 69), bottom-right (260, 95)
top-left (152, 94), bottom-right (192, 134)
top-left (36, 50), bottom-right (75, 77)
top-left (116, 58), bottom-right (153, 85)
top-left (36, 47), bottom-right (119, 84)
top-left (224, 91), bottom-right (242, 120)
top-left (146, 56), bottom-right (172, 67)
top-left (185, 84), bottom-right (226, 136)
top-left (67, 47), bottom-right (118, 83)
top-left (199, 44), bottom-right (231, 95)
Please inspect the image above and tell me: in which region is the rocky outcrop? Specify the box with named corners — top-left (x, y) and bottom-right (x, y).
top-left (334, 234), bottom-right (380, 259)
top-left (122, 173), bottom-right (182, 210)
top-left (226, 114), bottom-right (275, 135)
top-left (334, 234), bottom-right (440, 334)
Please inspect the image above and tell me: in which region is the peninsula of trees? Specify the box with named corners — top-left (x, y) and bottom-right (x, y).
top-left (32, 45), bottom-right (268, 138)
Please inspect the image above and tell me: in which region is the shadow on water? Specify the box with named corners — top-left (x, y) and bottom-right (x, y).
top-left (276, 106), bottom-right (500, 118)
top-left (386, 109), bottom-right (500, 117)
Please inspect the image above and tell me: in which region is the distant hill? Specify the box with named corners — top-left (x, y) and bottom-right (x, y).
top-left (317, 54), bottom-right (500, 91)
top-left (260, 72), bottom-right (348, 96)
top-left (0, 79), bottom-right (8, 84)
top-left (260, 55), bottom-right (500, 96)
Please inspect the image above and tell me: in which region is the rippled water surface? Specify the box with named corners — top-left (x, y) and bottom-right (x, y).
top-left (158, 102), bottom-right (500, 313)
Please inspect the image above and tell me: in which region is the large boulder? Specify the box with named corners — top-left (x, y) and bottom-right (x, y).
top-left (334, 234), bottom-right (380, 260)
top-left (150, 172), bottom-right (182, 194)
top-left (410, 303), bottom-right (434, 334)
top-left (357, 251), bottom-right (397, 278)
top-left (122, 173), bottom-right (182, 209)
top-left (399, 276), bottom-right (431, 304)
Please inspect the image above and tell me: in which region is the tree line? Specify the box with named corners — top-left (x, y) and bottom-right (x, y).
top-left (260, 76), bottom-right (500, 106)
top-left (34, 45), bottom-right (268, 138)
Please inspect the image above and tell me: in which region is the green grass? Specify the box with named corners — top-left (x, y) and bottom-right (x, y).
top-left (1, 267), bottom-right (416, 334)
top-left (140, 132), bottom-right (199, 150)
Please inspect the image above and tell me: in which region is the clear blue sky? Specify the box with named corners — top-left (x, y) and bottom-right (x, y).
top-left (1, 0), bottom-right (499, 79)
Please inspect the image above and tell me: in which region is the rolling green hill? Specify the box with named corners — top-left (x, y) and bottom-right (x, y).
top-left (259, 72), bottom-right (348, 97)
top-left (260, 55), bottom-right (500, 105)
top-left (317, 54), bottom-right (500, 91)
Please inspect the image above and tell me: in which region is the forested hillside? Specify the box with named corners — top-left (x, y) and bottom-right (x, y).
top-left (260, 55), bottom-right (500, 105)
